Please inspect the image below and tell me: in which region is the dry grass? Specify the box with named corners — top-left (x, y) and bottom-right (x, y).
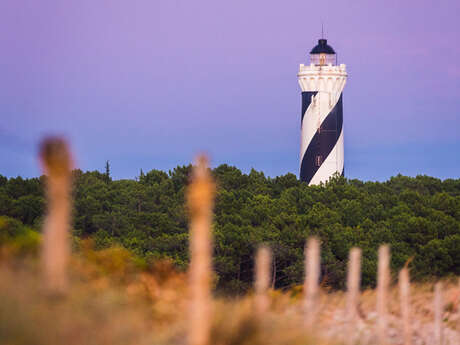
top-left (1, 243), bottom-right (460, 345)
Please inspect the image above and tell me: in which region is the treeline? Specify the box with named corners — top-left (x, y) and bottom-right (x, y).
top-left (0, 167), bottom-right (459, 293)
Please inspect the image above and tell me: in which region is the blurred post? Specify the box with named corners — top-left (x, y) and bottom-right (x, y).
top-left (254, 246), bottom-right (272, 316)
top-left (376, 245), bottom-right (390, 345)
top-left (458, 278), bottom-right (460, 337)
top-left (39, 137), bottom-right (73, 295)
top-left (434, 282), bottom-right (443, 345)
top-left (345, 247), bottom-right (361, 345)
top-left (398, 267), bottom-right (411, 345)
top-left (186, 155), bottom-right (215, 345)
top-left (303, 237), bottom-right (320, 328)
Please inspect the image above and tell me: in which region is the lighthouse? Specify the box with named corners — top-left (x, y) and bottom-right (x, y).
top-left (298, 38), bottom-right (347, 185)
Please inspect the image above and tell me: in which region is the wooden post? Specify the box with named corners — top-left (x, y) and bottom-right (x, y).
top-left (346, 247), bottom-right (362, 345)
top-left (376, 245), bottom-right (390, 345)
top-left (39, 137), bottom-right (73, 295)
top-left (399, 267), bottom-right (411, 345)
top-left (254, 246), bottom-right (272, 316)
top-left (303, 237), bottom-right (320, 328)
top-left (434, 282), bottom-right (443, 345)
top-left (458, 278), bottom-right (460, 339)
top-left (186, 155), bottom-right (215, 345)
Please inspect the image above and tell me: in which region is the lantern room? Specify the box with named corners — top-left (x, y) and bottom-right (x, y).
top-left (310, 39), bottom-right (336, 66)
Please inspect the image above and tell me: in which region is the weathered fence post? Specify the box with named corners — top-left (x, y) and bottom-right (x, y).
top-left (39, 137), bottom-right (73, 295)
top-left (376, 245), bottom-right (390, 345)
top-left (458, 278), bottom-right (460, 338)
top-left (186, 155), bottom-right (215, 345)
top-left (304, 237), bottom-right (320, 328)
top-left (399, 267), bottom-right (411, 345)
top-left (346, 247), bottom-right (362, 345)
top-left (434, 282), bottom-right (443, 345)
top-left (254, 246), bottom-right (272, 316)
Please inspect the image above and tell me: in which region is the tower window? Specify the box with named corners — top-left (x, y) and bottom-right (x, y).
top-left (315, 155), bottom-right (323, 167)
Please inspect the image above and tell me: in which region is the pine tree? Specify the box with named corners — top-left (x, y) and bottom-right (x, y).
top-left (104, 160), bottom-right (111, 183)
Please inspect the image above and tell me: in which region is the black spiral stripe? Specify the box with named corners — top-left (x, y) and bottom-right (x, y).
top-left (300, 94), bottom-right (343, 184)
top-left (301, 91), bottom-right (318, 124)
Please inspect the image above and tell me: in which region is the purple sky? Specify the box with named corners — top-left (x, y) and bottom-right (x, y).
top-left (1, 0), bottom-right (459, 181)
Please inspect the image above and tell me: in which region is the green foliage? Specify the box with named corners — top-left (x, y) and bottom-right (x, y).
top-left (82, 242), bottom-right (148, 279)
top-left (0, 168), bottom-right (459, 293)
top-left (0, 216), bottom-right (41, 256)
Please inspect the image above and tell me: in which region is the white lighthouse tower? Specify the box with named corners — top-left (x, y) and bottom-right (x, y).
top-left (298, 38), bottom-right (347, 185)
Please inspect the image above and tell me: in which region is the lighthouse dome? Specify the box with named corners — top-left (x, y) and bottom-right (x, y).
top-left (310, 39), bottom-right (335, 54)
top-left (309, 38), bottom-right (336, 65)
